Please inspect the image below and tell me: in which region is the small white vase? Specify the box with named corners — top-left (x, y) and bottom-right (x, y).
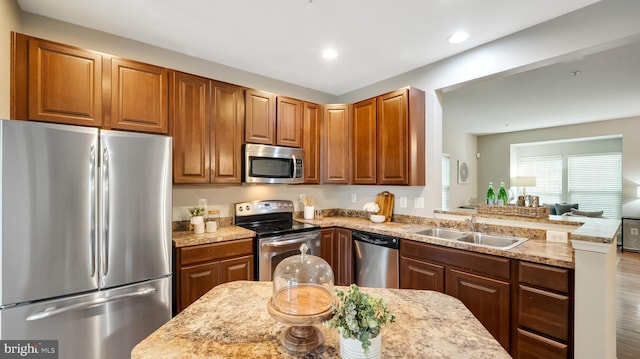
top-left (340, 334), bottom-right (381, 359)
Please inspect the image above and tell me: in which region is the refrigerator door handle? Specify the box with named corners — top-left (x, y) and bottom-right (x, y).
top-left (89, 145), bottom-right (97, 278)
top-left (25, 287), bottom-right (157, 321)
top-left (102, 147), bottom-right (110, 277)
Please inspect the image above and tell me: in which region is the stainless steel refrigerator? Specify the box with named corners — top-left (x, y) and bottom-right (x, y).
top-left (0, 120), bottom-right (172, 358)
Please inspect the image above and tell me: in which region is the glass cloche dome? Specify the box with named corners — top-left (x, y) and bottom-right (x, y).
top-left (270, 243), bottom-right (335, 317)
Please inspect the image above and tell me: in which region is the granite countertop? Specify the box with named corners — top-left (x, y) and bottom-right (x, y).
top-left (173, 226), bottom-right (255, 248)
top-left (303, 216), bottom-right (577, 268)
top-left (131, 281), bottom-right (511, 359)
top-left (171, 212), bottom-right (619, 268)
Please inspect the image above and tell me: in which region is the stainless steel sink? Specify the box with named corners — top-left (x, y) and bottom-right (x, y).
top-left (414, 227), bottom-right (527, 250)
top-left (414, 227), bottom-right (466, 240)
top-left (456, 232), bottom-right (528, 250)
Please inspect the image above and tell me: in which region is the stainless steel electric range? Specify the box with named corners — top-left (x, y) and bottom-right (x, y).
top-left (234, 200), bottom-right (321, 281)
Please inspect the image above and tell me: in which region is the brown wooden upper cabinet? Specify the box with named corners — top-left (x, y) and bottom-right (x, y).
top-left (352, 87), bottom-right (425, 186)
top-left (302, 102), bottom-right (322, 184)
top-left (276, 96), bottom-right (303, 147)
top-left (244, 89), bottom-right (276, 145)
top-left (108, 57), bottom-right (168, 133)
top-left (11, 33), bottom-right (103, 127)
top-left (171, 71), bottom-right (244, 184)
top-left (322, 104), bottom-right (351, 184)
top-left (244, 90), bottom-right (304, 148)
top-left (11, 33), bottom-right (169, 134)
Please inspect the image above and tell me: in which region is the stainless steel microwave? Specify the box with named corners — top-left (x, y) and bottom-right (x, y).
top-left (242, 144), bottom-right (304, 184)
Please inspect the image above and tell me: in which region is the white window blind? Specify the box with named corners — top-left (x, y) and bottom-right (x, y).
top-left (568, 153), bottom-right (621, 219)
top-left (442, 155), bottom-right (450, 210)
top-left (518, 155), bottom-right (562, 205)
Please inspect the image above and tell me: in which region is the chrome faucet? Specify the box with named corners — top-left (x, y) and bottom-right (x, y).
top-left (466, 215), bottom-right (487, 233)
top-left (466, 216), bottom-right (477, 232)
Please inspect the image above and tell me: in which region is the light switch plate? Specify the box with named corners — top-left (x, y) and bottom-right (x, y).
top-left (351, 194), bottom-right (357, 203)
top-left (414, 197), bottom-right (424, 209)
top-left (400, 197), bottom-right (407, 208)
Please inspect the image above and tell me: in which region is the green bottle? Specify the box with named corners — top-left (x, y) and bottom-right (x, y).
top-left (497, 182), bottom-right (508, 206)
top-left (486, 182), bottom-right (496, 205)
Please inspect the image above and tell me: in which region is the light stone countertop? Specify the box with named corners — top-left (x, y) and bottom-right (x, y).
top-left (171, 213), bottom-right (620, 269)
top-left (131, 281), bottom-right (511, 359)
top-left (172, 226), bottom-right (255, 248)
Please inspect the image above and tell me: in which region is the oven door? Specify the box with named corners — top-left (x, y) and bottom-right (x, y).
top-left (258, 230), bottom-right (321, 281)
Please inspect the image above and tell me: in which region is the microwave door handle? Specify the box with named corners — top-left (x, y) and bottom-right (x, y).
top-left (291, 154), bottom-right (297, 181)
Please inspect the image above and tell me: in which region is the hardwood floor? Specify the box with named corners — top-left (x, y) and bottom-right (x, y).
top-left (617, 250), bottom-right (640, 359)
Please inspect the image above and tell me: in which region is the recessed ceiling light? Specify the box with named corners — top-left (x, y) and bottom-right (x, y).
top-left (322, 48), bottom-right (338, 60)
top-left (448, 31), bottom-right (469, 44)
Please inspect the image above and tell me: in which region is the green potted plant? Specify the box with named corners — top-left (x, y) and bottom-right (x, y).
top-left (325, 284), bottom-right (395, 358)
top-left (188, 206), bottom-right (206, 233)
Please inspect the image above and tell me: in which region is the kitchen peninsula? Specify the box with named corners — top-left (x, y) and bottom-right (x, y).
top-left (132, 281), bottom-right (511, 358)
top-left (170, 212), bottom-right (620, 358)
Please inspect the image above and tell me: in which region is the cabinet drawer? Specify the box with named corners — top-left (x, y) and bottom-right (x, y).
top-left (180, 238), bottom-right (253, 265)
top-left (516, 328), bottom-right (568, 359)
top-left (519, 285), bottom-right (569, 341)
top-left (401, 239), bottom-right (511, 280)
top-left (519, 261), bottom-right (569, 293)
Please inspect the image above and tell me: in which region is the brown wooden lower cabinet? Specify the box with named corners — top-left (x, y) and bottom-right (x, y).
top-left (446, 268), bottom-right (511, 349)
top-left (399, 256), bottom-right (444, 291)
top-left (516, 328), bottom-right (568, 359)
top-left (320, 227), bottom-right (353, 286)
top-left (399, 239), bottom-right (574, 358)
top-left (174, 238), bottom-right (254, 314)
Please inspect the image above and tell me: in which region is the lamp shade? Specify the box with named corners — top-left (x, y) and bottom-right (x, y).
top-left (510, 177), bottom-right (536, 187)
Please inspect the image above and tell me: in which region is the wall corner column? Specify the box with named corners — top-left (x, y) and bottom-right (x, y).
top-left (570, 239), bottom-right (617, 359)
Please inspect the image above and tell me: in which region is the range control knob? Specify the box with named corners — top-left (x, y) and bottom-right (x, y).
top-left (245, 205), bottom-right (251, 211)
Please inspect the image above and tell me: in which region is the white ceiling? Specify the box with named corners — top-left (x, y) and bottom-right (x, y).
top-left (441, 39), bottom-right (640, 135)
top-left (16, 0), bottom-right (600, 96)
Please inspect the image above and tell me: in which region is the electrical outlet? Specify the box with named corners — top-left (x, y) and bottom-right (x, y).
top-left (414, 197), bottom-right (424, 209)
top-left (299, 194), bottom-right (306, 204)
top-left (546, 230), bottom-right (568, 243)
top-left (399, 197), bottom-right (407, 208)
top-left (351, 194), bottom-right (357, 203)
top-left (631, 228), bottom-right (638, 236)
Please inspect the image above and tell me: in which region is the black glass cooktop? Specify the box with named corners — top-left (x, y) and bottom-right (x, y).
top-left (236, 220), bottom-right (319, 238)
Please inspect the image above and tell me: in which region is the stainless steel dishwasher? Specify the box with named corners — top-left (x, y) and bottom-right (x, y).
top-left (352, 230), bottom-right (399, 288)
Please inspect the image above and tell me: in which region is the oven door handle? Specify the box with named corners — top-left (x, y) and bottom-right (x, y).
top-left (261, 234), bottom-right (317, 248)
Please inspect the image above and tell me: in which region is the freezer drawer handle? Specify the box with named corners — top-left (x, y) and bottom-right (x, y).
top-left (25, 287), bottom-right (157, 321)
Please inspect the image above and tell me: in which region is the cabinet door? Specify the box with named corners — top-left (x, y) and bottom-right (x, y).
top-left (179, 261), bottom-right (220, 312)
top-left (352, 98), bottom-right (377, 184)
top-left (245, 89), bottom-right (276, 144)
top-left (336, 228), bottom-right (353, 286)
top-left (109, 58), bottom-right (168, 133)
top-left (302, 102), bottom-right (322, 184)
top-left (25, 36), bottom-right (103, 127)
top-left (320, 228), bottom-right (336, 270)
top-left (211, 81), bottom-right (244, 184)
top-left (170, 71), bottom-right (210, 183)
top-left (446, 268), bottom-right (511, 351)
top-left (220, 255), bottom-right (254, 283)
top-left (276, 97), bottom-right (302, 147)
top-left (377, 89), bottom-right (408, 185)
top-left (322, 104), bottom-right (351, 184)
top-left (399, 256), bottom-right (444, 292)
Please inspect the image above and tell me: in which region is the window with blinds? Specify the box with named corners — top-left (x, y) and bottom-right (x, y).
top-left (518, 155), bottom-right (563, 205)
top-left (568, 153), bottom-right (621, 219)
top-left (442, 155), bottom-right (450, 210)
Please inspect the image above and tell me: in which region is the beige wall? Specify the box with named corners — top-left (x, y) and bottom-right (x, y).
top-left (0, 0), bottom-right (22, 118)
top-left (478, 116), bottom-right (640, 217)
